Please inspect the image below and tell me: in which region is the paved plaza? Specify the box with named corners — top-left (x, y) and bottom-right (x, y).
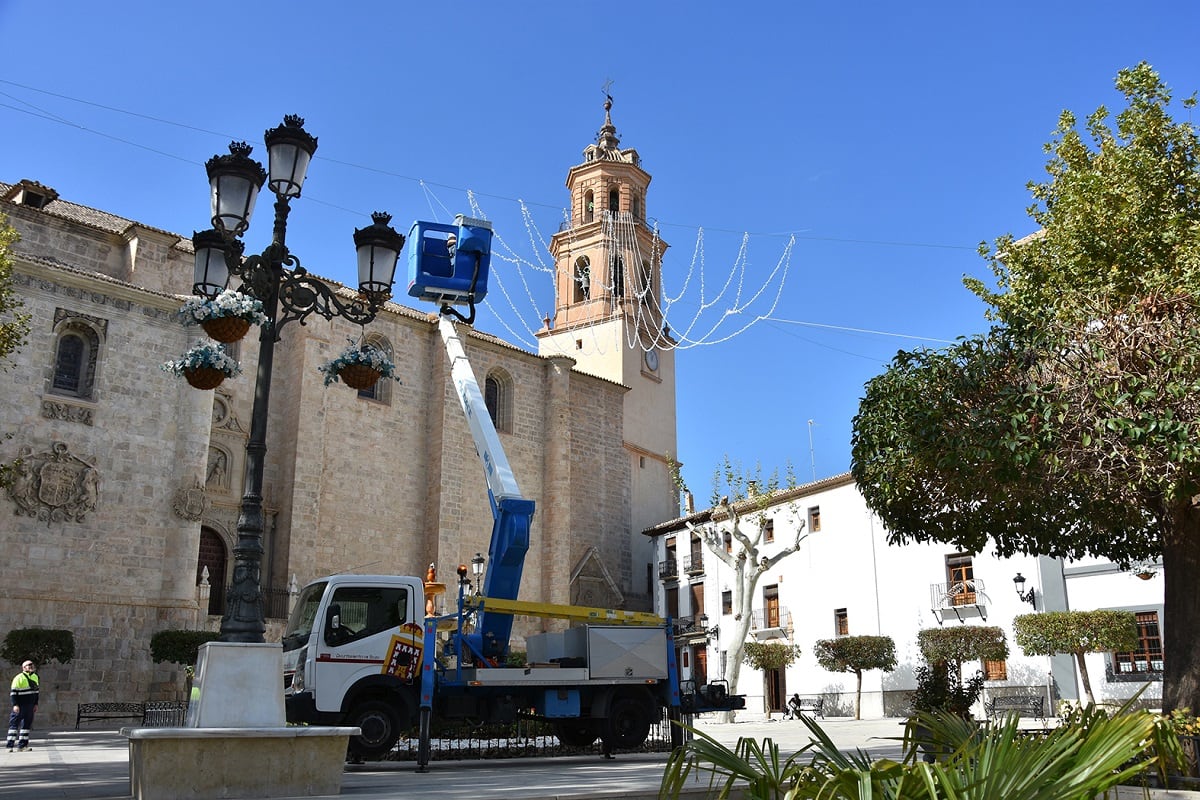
top-left (0, 716), bottom-right (908, 800)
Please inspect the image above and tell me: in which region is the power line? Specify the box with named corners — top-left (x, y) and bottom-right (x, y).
top-left (2, 78), bottom-right (980, 251)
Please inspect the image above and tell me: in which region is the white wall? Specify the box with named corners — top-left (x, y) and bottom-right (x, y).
top-left (651, 475), bottom-right (1165, 718)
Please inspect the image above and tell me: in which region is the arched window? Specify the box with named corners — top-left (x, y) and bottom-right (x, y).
top-left (632, 195), bottom-right (642, 221)
top-left (584, 191), bottom-right (595, 223)
top-left (356, 334), bottom-right (394, 404)
top-left (484, 369), bottom-right (513, 434)
top-left (610, 255), bottom-right (625, 299)
top-left (50, 319), bottom-right (101, 400)
top-left (608, 188), bottom-right (620, 214)
top-left (573, 256), bottom-right (591, 302)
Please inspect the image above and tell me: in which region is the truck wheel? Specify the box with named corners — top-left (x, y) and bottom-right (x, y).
top-left (347, 699), bottom-right (401, 760)
top-left (554, 719), bottom-right (599, 747)
top-left (601, 695), bottom-right (652, 750)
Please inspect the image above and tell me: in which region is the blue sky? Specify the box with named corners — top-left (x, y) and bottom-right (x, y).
top-left (3, 1), bottom-right (1199, 499)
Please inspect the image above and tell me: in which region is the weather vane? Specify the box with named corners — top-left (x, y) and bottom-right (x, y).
top-left (601, 78), bottom-right (614, 101)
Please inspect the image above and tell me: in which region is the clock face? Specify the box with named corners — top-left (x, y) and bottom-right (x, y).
top-left (644, 348), bottom-right (659, 372)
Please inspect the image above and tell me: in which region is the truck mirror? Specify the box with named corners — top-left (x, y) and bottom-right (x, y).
top-left (324, 603), bottom-right (342, 643)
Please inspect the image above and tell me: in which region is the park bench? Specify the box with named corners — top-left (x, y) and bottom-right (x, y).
top-left (985, 695), bottom-right (1045, 721)
top-left (786, 696), bottom-right (825, 719)
top-left (76, 702), bottom-right (145, 729)
top-left (75, 700), bottom-right (189, 729)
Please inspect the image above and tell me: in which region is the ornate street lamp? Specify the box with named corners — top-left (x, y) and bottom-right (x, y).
top-left (1013, 572), bottom-right (1037, 609)
top-left (191, 115), bottom-right (405, 643)
top-left (470, 552), bottom-right (486, 593)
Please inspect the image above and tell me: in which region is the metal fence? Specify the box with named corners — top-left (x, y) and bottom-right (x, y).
top-left (208, 583), bottom-right (293, 619)
top-left (384, 710), bottom-right (677, 762)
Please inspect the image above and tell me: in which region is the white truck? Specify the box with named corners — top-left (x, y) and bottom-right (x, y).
top-left (281, 217), bottom-right (683, 766)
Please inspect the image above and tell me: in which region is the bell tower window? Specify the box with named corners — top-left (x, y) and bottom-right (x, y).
top-left (573, 256), bottom-right (591, 302)
top-left (608, 188), bottom-right (620, 214)
top-left (610, 255), bottom-right (625, 299)
top-left (584, 191), bottom-right (595, 223)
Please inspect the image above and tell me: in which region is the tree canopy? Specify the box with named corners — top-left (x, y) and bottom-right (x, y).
top-left (851, 63), bottom-right (1200, 710)
top-left (1013, 611), bottom-right (1138, 705)
top-left (813, 635), bottom-right (897, 719)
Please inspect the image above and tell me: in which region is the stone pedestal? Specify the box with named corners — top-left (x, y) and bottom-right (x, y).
top-left (125, 642), bottom-right (358, 799)
top-left (125, 726), bottom-right (357, 800)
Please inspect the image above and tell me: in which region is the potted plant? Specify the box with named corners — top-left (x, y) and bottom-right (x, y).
top-left (319, 340), bottom-right (401, 391)
top-left (162, 341), bottom-right (242, 389)
top-left (178, 289), bottom-right (268, 343)
top-left (904, 663), bottom-right (986, 763)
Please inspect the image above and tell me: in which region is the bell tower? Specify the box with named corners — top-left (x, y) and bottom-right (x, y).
top-left (537, 96), bottom-right (678, 609)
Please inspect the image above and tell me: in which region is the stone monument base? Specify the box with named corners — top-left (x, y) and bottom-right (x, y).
top-left (122, 642), bottom-right (358, 798)
top-left (124, 726), bottom-right (357, 800)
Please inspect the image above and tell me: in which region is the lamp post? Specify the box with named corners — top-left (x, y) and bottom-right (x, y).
top-left (470, 552), bottom-right (486, 593)
top-left (192, 115), bottom-right (405, 643)
top-left (1013, 572), bottom-right (1037, 610)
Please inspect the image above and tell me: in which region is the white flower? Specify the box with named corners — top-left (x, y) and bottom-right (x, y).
top-left (318, 339), bottom-right (401, 387)
top-left (179, 289), bottom-right (269, 327)
top-left (162, 340), bottom-right (243, 378)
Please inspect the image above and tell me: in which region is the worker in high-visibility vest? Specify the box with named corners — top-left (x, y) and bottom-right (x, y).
top-left (8, 660), bottom-right (39, 752)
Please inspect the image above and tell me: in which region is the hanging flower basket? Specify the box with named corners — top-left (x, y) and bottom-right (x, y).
top-left (338, 364), bottom-right (383, 390)
top-left (200, 316), bottom-right (252, 343)
top-left (162, 341), bottom-right (242, 390)
top-left (178, 289), bottom-right (269, 343)
top-left (319, 339), bottom-right (401, 389)
top-left (183, 366), bottom-right (228, 390)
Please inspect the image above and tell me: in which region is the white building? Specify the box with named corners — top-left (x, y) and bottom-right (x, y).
top-left (646, 473), bottom-right (1165, 718)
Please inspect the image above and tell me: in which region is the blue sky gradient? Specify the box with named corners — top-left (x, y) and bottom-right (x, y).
top-left (3, 1), bottom-right (1198, 498)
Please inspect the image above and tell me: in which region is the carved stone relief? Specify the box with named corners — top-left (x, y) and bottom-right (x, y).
top-left (173, 477), bottom-right (210, 521)
top-left (570, 547), bottom-right (624, 609)
top-left (41, 399), bottom-right (94, 426)
top-left (6, 442), bottom-right (99, 524)
top-left (205, 446), bottom-right (231, 492)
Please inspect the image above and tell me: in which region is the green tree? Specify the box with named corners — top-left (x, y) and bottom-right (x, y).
top-left (813, 635), bottom-right (897, 720)
top-left (671, 457), bottom-right (807, 720)
top-left (0, 217), bottom-right (31, 489)
top-left (851, 63), bottom-right (1200, 712)
top-left (1013, 611), bottom-right (1137, 705)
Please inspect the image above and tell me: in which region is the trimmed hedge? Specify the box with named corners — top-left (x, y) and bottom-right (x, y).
top-left (150, 630), bottom-right (220, 666)
top-left (1, 628), bottom-right (75, 666)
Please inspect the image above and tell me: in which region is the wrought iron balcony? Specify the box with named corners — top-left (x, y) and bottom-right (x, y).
top-left (682, 554), bottom-right (705, 575)
top-left (750, 606), bottom-right (791, 631)
top-left (658, 559), bottom-right (679, 581)
top-left (930, 579), bottom-right (989, 624)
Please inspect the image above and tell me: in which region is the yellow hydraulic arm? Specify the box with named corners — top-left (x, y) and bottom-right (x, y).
top-left (464, 595), bottom-right (664, 626)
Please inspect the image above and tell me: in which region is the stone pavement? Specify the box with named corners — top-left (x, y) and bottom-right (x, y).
top-left (0, 716), bottom-right (907, 800)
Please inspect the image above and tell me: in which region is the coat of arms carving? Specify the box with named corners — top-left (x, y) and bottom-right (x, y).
top-left (173, 478), bottom-right (210, 521)
top-left (7, 442), bottom-right (99, 524)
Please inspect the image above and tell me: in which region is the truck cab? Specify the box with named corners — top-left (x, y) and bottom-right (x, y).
top-left (283, 575), bottom-right (425, 758)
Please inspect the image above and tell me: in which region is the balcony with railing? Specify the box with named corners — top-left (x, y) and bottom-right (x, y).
top-left (929, 579), bottom-right (989, 623)
top-left (658, 559), bottom-right (679, 581)
top-left (750, 606), bottom-right (791, 640)
top-left (682, 553), bottom-right (705, 576)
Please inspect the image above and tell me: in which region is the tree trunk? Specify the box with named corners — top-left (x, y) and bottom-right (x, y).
top-left (1162, 504), bottom-right (1200, 712)
top-left (1074, 651), bottom-right (1094, 706)
top-left (854, 669), bottom-right (863, 720)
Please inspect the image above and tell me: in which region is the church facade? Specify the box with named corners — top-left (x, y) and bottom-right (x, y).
top-left (0, 103), bottom-right (679, 725)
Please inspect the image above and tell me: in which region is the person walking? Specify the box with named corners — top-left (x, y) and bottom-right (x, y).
top-left (8, 660), bottom-right (39, 751)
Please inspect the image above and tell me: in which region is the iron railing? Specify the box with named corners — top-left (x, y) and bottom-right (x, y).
top-left (750, 606), bottom-right (791, 630)
top-left (207, 583), bottom-right (293, 620)
top-left (383, 709), bottom-right (675, 762)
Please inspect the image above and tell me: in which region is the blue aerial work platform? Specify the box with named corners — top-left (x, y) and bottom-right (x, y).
top-left (406, 214), bottom-right (493, 306)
